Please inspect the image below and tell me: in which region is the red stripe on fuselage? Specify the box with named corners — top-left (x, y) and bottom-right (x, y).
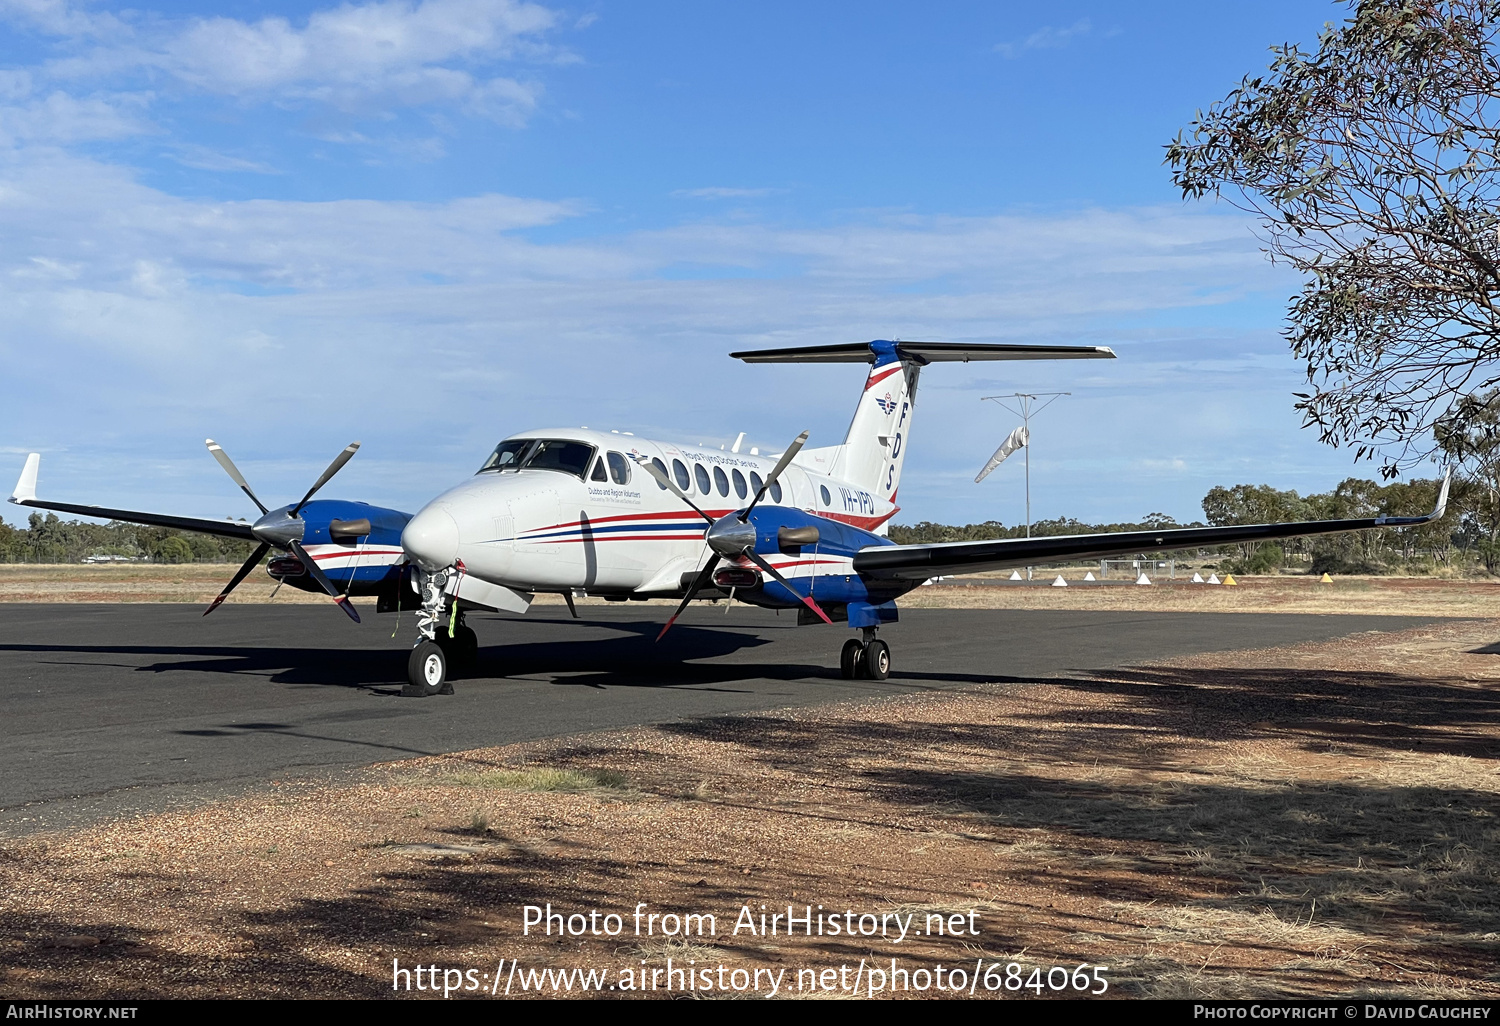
top-left (525, 508), bottom-right (733, 536)
top-left (812, 508), bottom-right (898, 531)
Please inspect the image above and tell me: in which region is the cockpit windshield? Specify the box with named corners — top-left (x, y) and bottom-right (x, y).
top-left (478, 438), bottom-right (596, 479)
top-left (479, 440), bottom-right (532, 472)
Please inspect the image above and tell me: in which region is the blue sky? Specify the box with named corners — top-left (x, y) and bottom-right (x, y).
top-left (1, 0), bottom-right (1398, 531)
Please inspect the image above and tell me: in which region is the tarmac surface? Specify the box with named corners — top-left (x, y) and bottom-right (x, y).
top-left (0, 603), bottom-right (1440, 836)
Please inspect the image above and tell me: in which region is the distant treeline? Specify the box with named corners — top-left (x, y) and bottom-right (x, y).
top-left (891, 476), bottom-right (1475, 576)
top-left (0, 512), bottom-right (257, 564)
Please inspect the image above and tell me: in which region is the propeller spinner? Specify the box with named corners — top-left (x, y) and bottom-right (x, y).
top-left (639, 431), bottom-right (834, 640)
top-left (201, 439), bottom-right (364, 622)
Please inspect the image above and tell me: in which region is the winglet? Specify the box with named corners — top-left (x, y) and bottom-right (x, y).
top-left (10, 454), bottom-right (39, 504)
top-left (1434, 468), bottom-right (1452, 521)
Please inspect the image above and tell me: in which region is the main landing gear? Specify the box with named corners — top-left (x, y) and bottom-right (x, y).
top-left (840, 627), bottom-right (890, 681)
top-left (403, 566), bottom-right (477, 697)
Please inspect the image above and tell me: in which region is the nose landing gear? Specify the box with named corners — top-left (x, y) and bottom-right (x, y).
top-left (403, 566), bottom-right (475, 697)
top-left (839, 627), bottom-right (890, 681)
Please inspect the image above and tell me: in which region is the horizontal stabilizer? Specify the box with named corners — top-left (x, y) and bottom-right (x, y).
top-left (731, 341), bottom-right (1116, 365)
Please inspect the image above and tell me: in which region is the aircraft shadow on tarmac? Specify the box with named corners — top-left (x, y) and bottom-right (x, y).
top-left (0, 618), bottom-right (997, 692)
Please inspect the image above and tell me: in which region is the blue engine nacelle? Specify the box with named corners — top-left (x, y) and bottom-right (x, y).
top-left (732, 505), bottom-right (911, 628)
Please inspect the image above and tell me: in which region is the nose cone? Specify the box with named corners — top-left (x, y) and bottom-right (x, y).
top-left (402, 505), bottom-right (460, 570)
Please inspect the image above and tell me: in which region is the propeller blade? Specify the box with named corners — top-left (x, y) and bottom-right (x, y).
top-left (743, 549), bottom-right (833, 625)
top-left (203, 542), bottom-right (270, 616)
top-left (655, 554), bottom-right (721, 642)
top-left (290, 441), bottom-right (361, 516)
top-left (741, 430), bottom-right (809, 521)
top-left (288, 540), bottom-right (361, 623)
top-left (636, 457), bottom-right (714, 525)
top-left (206, 439), bottom-right (269, 515)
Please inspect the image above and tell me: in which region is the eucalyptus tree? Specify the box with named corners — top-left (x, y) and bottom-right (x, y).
top-left (1167, 0), bottom-right (1500, 475)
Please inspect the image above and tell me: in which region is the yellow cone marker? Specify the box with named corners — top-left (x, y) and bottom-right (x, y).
top-left (1319, 573), bottom-right (1333, 583)
top-left (1223, 574), bottom-right (1238, 586)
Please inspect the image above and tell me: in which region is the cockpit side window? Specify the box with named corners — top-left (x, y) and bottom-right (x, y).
top-left (479, 439), bottom-right (534, 473)
top-left (520, 439), bottom-right (595, 479)
top-left (607, 452), bottom-right (631, 485)
top-left (591, 457), bottom-right (609, 482)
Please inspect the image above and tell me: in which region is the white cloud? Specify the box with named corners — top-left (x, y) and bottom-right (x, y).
top-left (165, 144), bottom-right (280, 174)
top-left (0, 0), bottom-right (122, 38)
top-left (0, 146), bottom-right (1320, 530)
top-left (8, 0), bottom-right (561, 123)
top-left (0, 89), bottom-right (150, 144)
top-left (996, 18), bottom-right (1093, 59)
top-left (673, 186), bottom-right (785, 200)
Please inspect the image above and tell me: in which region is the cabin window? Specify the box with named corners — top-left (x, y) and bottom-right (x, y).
top-left (713, 466), bottom-right (729, 497)
top-left (749, 470), bottom-right (764, 497)
top-left (591, 457), bottom-right (609, 482)
top-left (672, 459), bottom-right (691, 491)
top-left (769, 480), bottom-right (782, 503)
top-left (694, 463), bottom-right (711, 495)
top-left (650, 457), bottom-right (669, 490)
top-left (607, 451), bottom-right (631, 485)
top-left (820, 485), bottom-right (831, 506)
top-left (732, 468), bottom-right (747, 499)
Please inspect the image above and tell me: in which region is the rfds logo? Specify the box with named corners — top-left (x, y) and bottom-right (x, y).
top-left (874, 393), bottom-right (898, 415)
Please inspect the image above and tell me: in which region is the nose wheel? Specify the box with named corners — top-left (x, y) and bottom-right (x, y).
top-left (839, 629), bottom-right (890, 681)
top-left (406, 640), bottom-right (450, 697)
top-left (403, 567), bottom-right (468, 697)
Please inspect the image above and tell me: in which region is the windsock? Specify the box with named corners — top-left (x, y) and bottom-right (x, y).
top-left (975, 425), bottom-right (1029, 483)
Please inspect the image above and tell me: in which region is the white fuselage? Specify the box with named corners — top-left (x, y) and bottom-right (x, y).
top-left (402, 428), bottom-right (897, 598)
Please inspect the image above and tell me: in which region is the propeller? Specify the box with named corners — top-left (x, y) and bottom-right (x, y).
top-left (201, 439), bottom-right (363, 621)
top-left (649, 431), bottom-right (832, 641)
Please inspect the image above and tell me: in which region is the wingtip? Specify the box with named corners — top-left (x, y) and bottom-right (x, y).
top-left (10, 453), bottom-right (39, 504)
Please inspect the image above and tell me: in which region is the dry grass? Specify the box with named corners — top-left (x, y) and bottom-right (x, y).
top-left (436, 766), bottom-right (632, 793)
top-left (9, 562), bottom-right (1500, 617)
top-left (0, 564), bottom-right (325, 604)
top-left (2, 618), bottom-right (1499, 998)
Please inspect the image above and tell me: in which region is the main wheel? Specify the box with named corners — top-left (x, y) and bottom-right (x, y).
top-left (443, 624), bottom-right (479, 672)
top-left (861, 639), bottom-right (890, 681)
top-left (405, 640), bottom-right (448, 697)
top-left (840, 638), bottom-right (863, 679)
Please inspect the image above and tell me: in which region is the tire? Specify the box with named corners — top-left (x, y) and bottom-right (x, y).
top-left (840, 638), bottom-right (863, 679)
top-left (404, 640), bottom-right (448, 697)
top-left (861, 639), bottom-right (890, 681)
top-left (443, 624), bottom-right (479, 673)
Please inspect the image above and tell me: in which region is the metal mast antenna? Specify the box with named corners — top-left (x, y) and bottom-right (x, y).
top-left (982, 392), bottom-right (1069, 539)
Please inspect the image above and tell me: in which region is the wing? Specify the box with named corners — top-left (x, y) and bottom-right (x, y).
top-left (854, 473), bottom-right (1452, 581)
top-left (9, 453), bottom-right (257, 542)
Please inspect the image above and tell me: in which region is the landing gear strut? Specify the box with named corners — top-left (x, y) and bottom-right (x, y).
top-left (405, 567), bottom-right (462, 697)
top-left (840, 627), bottom-right (890, 681)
